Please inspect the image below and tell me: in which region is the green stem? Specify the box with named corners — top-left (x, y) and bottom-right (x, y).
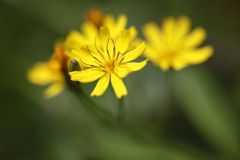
top-left (150, 69), bottom-right (175, 129)
top-left (161, 69), bottom-right (176, 127)
top-left (168, 69), bottom-right (176, 108)
top-left (79, 85), bottom-right (115, 122)
top-left (64, 71), bottom-right (115, 124)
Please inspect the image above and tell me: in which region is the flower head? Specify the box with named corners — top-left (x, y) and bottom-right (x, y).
top-left (69, 26), bottom-right (147, 98)
top-left (143, 16), bottom-right (213, 71)
top-left (27, 45), bottom-right (68, 99)
top-left (65, 10), bottom-right (137, 52)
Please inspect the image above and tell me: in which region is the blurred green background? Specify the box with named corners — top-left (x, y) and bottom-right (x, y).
top-left (1, 0), bottom-right (240, 159)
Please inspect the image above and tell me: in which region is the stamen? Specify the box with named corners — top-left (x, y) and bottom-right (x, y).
top-left (99, 64), bottom-right (105, 68)
top-left (116, 51), bottom-right (121, 60)
top-left (86, 46), bottom-right (102, 65)
top-left (80, 58), bottom-right (98, 68)
top-left (94, 37), bottom-right (105, 59)
top-left (111, 39), bottom-right (116, 58)
top-left (119, 57), bottom-right (124, 64)
top-left (106, 38), bottom-right (111, 60)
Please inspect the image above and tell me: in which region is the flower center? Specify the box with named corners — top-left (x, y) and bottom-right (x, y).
top-left (104, 60), bottom-right (115, 73)
top-left (163, 50), bottom-right (178, 61)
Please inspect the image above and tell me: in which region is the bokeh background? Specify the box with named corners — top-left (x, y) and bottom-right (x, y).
top-left (1, 0), bottom-right (240, 159)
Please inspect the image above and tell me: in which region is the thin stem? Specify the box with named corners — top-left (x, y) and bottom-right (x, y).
top-left (150, 69), bottom-right (175, 129)
top-left (159, 69), bottom-right (176, 128)
top-left (168, 69), bottom-right (176, 108)
top-left (64, 71), bottom-right (116, 125)
top-left (79, 85), bottom-right (115, 122)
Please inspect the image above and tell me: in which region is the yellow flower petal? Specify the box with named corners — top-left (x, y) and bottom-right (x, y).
top-left (27, 62), bottom-right (56, 85)
top-left (183, 45), bottom-right (214, 64)
top-left (143, 46), bottom-right (161, 61)
top-left (100, 26), bottom-right (111, 45)
top-left (91, 74), bottom-right (110, 97)
top-left (70, 49), bottom-right (95, 68)
top-left (44, 81), bottom-right (64, 99)
top-left (158, 59), bottom-right (170, 71)
top-left (143, 22), bottom-right (163, 50)
top-left (129, 26), bottom-right (138, 42)
top-left (69, 50), bottom-right (81, 60)
top-left (175, 16), bottom-right (191, 39)
top-left (100, 26), bottom-right (118, 61)
top-left (185, 27), bottom-right (206, 48)
top-left (65, 30), bottom-right (85, 50)
top-left (109, 14), bottom-right (127, 38)
top-left (71, 43), bottom-right (107, 66)
top-left (115, 59), bottom-right (148, 78)
top-left (69, 68), bottom-right (104, 83)
top-left (100, 26), bottom-right (112, 60)
top-left (81, 21), bottom-right (98, 41)
top-left (111, 74), bottom-right (127, 98)
top-left (115, 14), bottom-right (127, 29)
top-left (172, 58), bottom-right (188, 70)
top-left (116, 29), bottom-right (131, 54)
top-left (123, 42), bottom-right (146, 62)
top-left (162, 17), bottom-right (175, 37)
top-left (103, 14), bottom-right (114, 28)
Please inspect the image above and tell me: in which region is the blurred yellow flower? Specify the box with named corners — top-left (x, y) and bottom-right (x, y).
top-left (27, 45), bottom-right (68, 99)
top-left (65, 10), bottom-right (137, 52)
top-left (69, 26), bottom-right (147, 98)
top-left (143, 16), bottom-right (214, 71)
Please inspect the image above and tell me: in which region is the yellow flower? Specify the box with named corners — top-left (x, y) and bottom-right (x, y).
top-left (27, 45), bottom-right (68, 99)
top-left (69, 26), bottom-right (147, 98)
top-left (65, 11), bottom-right (137, 52)
top-left (143, 16), bottom-right (214, 71)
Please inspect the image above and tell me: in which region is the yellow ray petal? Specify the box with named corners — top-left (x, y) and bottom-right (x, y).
top-left (91, 74), bottom-right (110, 97)
top-left (116, 29), bottom-right (131, 54)
top-left (43, 81), bottom-right (64, 99)
top-left (100, 26), bottom-right (112, 60)
top-left (123, 42), bottom-right (146, 62)
top-left (172, 58), bottom-right (188, 70)
top-left (162, 17), bottom-right (175, 37)
top-left (103, 14), bottom-right (114, 28)
top-left (175, 16), bottom-right (191, 39)
top-left (70, 49), bottom-right (98, 67)
top-left (185, 27), bottom-right (206, 48)
top-left (129, 26), bottom-right (138, 41)
top-left (69, 68), bottom-right (104, 83)
top-left (115, 14), bottom-right (127, 29)
top-left (110, 14), bottom-right (127, 38)
top-left (115, 59), bottom-right (148, 78)
top-left (65, 30), bottom-right (85, 50)
top-left (69, 50), bottom-right (82, 60)
top-left (81, 21), bottom-right (98, 41)
top-left (100, 26), bottom-right (111, 46)
top-left (86, 44), bottom-right (105, 62)
top-left (158, 59), bottom-right (170, 71)
top-left (111, 74), bottom-right (127, 98)
top-left (143, 22), bottom-right (163, 50)
top-left (27, 62), bottom-right (56, 85)
top-left (144, 45), bottom-right (160, 57)
top-left (183, 45), bottom-right (214, 64)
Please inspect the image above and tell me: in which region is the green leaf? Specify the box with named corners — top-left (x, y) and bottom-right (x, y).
top-left (176, 66), bottom-right (240, 158)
